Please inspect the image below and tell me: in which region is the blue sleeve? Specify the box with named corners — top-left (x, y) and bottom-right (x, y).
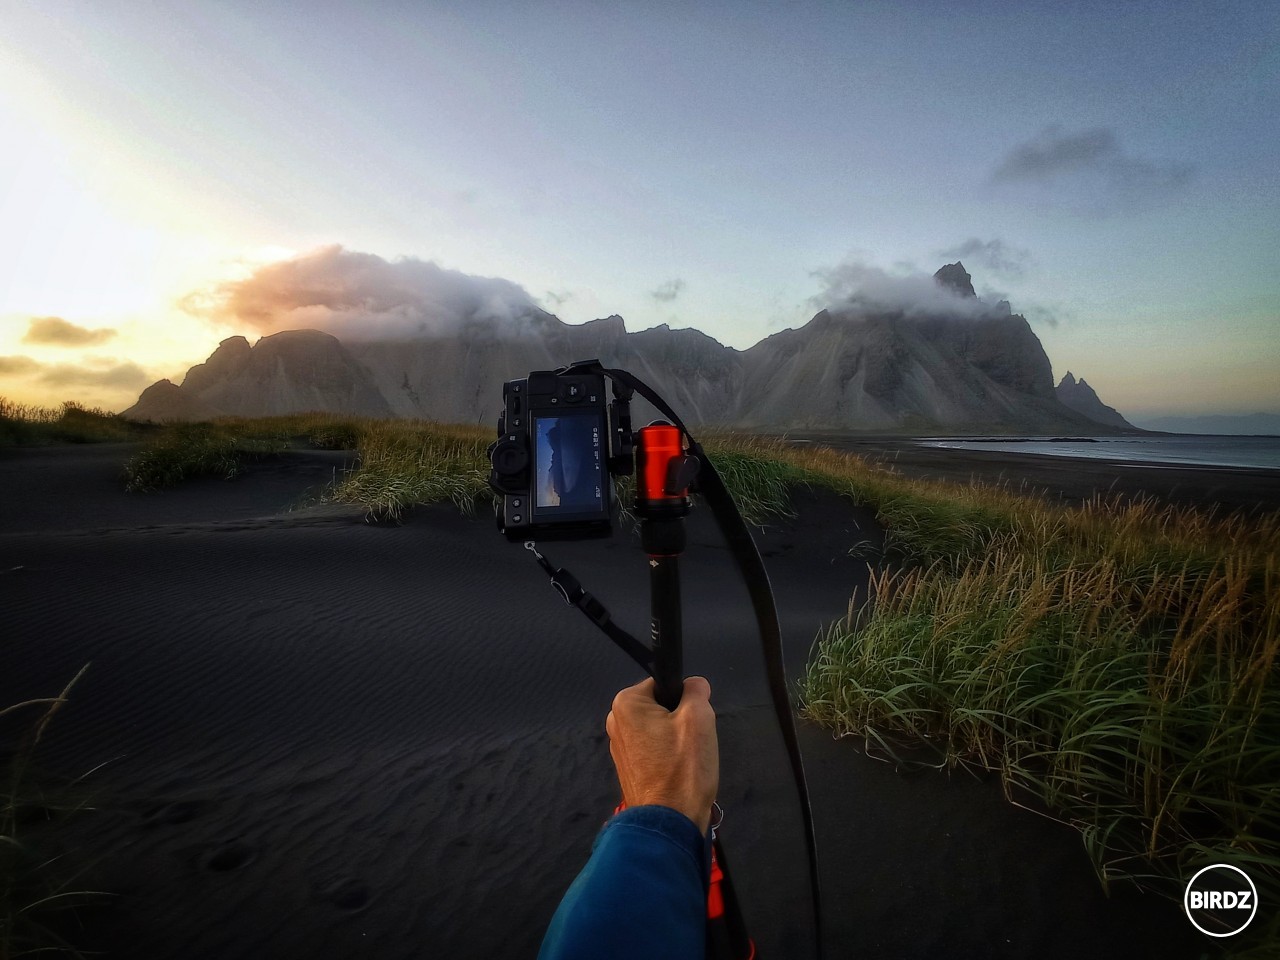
top-left (538, 805), bottom-right (710, 960)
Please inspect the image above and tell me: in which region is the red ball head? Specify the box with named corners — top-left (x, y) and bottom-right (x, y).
top-left (635, 423), bottom-right (694, 525)
top-left (637, 423), bottom-right (686, 503)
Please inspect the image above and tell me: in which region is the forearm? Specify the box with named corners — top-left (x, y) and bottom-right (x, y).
top-left (538, 805), bottom-right (711, 960)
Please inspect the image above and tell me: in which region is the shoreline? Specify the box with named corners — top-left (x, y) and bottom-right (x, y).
top-left (790, 435), bottom-right (1280, 515)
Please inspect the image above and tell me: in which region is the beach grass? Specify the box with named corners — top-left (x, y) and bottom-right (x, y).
top-left (2, 666), bottom-right (108, 959)
top-left (0, 398), bottom-right (150, 446)
top-left (326, 420), bottom-right (492, 522)
top-left (700, 437), bottom-right (1279, 947)
top-left (119, 413), bottom-right (377, 492)
top-left (739, 439), bottom-right (1280, 917)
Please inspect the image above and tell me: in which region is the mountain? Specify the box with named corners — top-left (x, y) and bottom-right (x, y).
top-left (1055, 372), bottom-right (1135, 429)
top-left (126, 331), bottom-right (394, 421)
top-left (123, 264), bottom-right (1124, 434)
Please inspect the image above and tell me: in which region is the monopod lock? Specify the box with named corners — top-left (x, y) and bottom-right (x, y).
top-left (487, 360), bottom-right (822, 960)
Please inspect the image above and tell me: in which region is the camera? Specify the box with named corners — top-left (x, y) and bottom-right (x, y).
top-left (487, 365), bottom-right (634, 541)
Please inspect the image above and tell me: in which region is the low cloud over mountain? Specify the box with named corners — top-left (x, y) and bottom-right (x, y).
top-left (186, 245), bottom-right (542, 340)
top-left (936, 238), bottom-right (1031, 278)
top-left (129, 259), bottom-right (1134, 435)
top-left (811, 260), bottom-right (996, 319)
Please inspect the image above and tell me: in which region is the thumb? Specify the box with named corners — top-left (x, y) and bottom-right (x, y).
top-left (679, 675), bottom-right (711, 706)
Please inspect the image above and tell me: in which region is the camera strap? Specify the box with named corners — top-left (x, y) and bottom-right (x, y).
top-left (523, 541), bottom-right (655, 672)
top-left (542, 359), bottom-right (823, 956)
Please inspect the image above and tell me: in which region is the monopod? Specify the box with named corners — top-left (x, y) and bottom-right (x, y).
top-left (633, 422), bottom-right (755, 959)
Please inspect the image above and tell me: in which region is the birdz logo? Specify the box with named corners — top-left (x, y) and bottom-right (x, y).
top-left (1184, 864), bottom-right (1258, 937)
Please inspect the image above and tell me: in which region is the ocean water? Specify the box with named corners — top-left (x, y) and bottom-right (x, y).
top-left (920, 435), bottom-right (1280, 470)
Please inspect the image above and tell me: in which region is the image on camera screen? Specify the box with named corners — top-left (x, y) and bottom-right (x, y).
top-left (534, 415), bottom-right (604, 514)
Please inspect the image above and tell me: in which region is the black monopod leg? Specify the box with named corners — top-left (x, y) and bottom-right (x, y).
top-left (641, 515), bottom-right (685, 711)
top-left (635, 424), bottom-right (755, 960)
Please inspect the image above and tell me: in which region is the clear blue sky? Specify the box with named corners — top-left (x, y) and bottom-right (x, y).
top-left (1, 0), bottom-right (1276, 419)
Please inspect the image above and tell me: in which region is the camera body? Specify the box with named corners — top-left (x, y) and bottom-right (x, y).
top-left (488, 366), bottom-right (632, 541)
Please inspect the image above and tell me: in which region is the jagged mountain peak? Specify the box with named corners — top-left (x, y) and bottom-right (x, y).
top-left (1056, 372), bottom-right (1134, 429)
top-left (933, 261), bottom-right (977, 298)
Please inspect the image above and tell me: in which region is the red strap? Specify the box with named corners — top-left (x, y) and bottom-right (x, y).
top-left (707, 849), bottom-right (725, 919)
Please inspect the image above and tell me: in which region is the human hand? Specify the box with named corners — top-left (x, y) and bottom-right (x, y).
top-left (605, 676), bottom-right (719, 833)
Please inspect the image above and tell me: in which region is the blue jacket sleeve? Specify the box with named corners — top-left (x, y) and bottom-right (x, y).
top-left (538, 805), bottom-right (710, 960)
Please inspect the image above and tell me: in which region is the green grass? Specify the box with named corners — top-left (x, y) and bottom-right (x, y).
top-left (700, 437), bottom-right (1279, 949)
top-left (743, 439), bottom-right (1280, 924)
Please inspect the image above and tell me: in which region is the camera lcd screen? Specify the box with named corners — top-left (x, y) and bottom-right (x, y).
top-left (533, 413), bottom-right (605, 516)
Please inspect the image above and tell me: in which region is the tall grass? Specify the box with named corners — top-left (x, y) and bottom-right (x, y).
top-left (121, 423), bottom-right (287, 491)
top-left (0, 398), bottom-right (146, 446)
top-left (328, 421), bottom-right (493, 521)
top-left (2, 666), bottom-right (108, 958)
top-left (745, 436), bottom-right (1280, 925)
top-left (119, 413), bottom-right (373, 492)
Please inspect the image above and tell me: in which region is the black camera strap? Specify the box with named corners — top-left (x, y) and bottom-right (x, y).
top-left (537, 359), bottom-right (823, 957)
top-left (523, 541), bottom-right (656, 672)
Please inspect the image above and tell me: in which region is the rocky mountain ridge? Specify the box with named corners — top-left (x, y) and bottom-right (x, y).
top-left (125, 263), bottom-right (1134, 434)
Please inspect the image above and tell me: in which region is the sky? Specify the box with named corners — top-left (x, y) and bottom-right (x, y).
top-left (1, 0), bottom-right (1277, 423)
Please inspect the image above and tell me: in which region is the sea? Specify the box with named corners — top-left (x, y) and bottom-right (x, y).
top-left (919, 435), bottom-right (1280, 471)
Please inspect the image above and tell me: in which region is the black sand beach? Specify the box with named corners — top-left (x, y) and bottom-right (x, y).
top-left (4, 441), bottom-right (1274, 958)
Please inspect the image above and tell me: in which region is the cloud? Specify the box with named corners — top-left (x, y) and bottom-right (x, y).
top-left (991, 126), bottom-right (1195, 211)
top-left (0, 355), bottom-right (41, 376)
top-left (651, 279), bottom-right (685, 303)
top-left (0, 355), bottom-right (150, 393)
top-left (994, 127), bottom-right (1119, 181)
top-left (39, 360), bottom-right (152, 389)
top-left (810, 260), bottom-right (997, 319)
top-left (542, 289), bottom-right (574, 310)
top-left (1023, 304), bottom-right (1064, 329)
top-left (185, 245), bottom-right (541, 339)
top-left (936, 238), bottom-right (1031, 278)
top-left (23, 316), bottom-right (117, 346)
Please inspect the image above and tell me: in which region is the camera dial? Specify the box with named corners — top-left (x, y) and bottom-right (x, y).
top-left (490, 437), bottom-right (528, 495)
